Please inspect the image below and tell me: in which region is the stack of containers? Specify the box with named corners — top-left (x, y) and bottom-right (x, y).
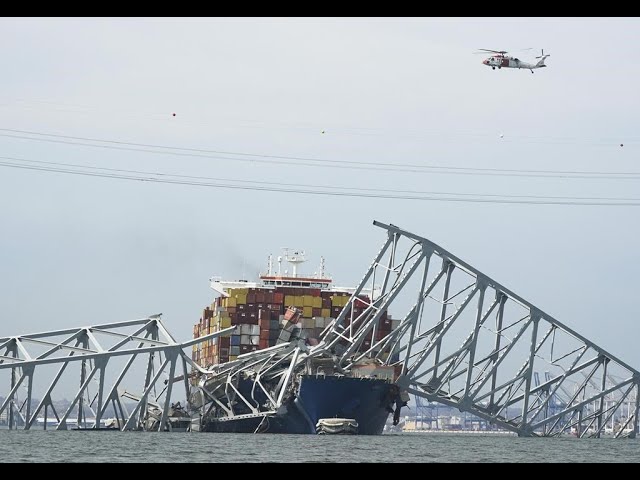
top-left (192, 287), bottom-right (402, 368)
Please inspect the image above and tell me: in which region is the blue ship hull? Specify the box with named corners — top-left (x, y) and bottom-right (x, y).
top-left (202, 375), bottom-right (394, 435)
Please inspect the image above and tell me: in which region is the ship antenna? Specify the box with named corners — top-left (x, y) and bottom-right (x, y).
top-left (319, 256), bottom-right (325, 279)
top-left (267, 254), bottom-right (273, 276)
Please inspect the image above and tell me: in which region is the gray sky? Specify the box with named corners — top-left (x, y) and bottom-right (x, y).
top-left (1, 17), bottom-right (638, 368)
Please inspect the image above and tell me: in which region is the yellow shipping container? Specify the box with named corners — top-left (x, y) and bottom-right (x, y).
top-left (236, 294), bottom-right (247, 305)
top-left (221, 297), bottom-right (228, 308)
top-left (295, 296), bottom-right (304, 307)
top-left (321, 308), bottom-right (330, 318)
top-left (227, 296), bottom-right (237, 307)
top-left (220, 316), bottom-right (231, 329)
top-left (285, 295), bottom-right (295, 307)
top-left (303, 295), bottom-right (314, 307)
top-left (303, 306), bottom-right (313, 318)
top-left (229, 355), bottom-right (238, 361)
top-left (313, 297), bottom-right (322, 308)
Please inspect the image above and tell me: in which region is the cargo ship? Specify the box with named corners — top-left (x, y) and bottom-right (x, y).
top-left (189, 250), bottom-right (405, 435)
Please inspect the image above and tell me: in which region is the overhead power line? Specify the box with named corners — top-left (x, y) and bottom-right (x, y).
top-left (1, 156), bottom-right (639, 207)
top-left (1, 128), bottom-right (639, 180)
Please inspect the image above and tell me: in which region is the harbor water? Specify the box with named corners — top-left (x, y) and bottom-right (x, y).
top-left (0, 430), bottom-right (638, 462)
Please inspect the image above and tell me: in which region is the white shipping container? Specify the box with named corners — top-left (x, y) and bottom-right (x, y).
top-left (314, 317), bottom-right (324, 328)
top-left (250, 324), bottom-right (260, 336)
top-left (250, 335), bottom-right (260, 345)
top-left (240, 324), bottom-right (252, 335)
top-left (240, 334), bottom-right (251, 345)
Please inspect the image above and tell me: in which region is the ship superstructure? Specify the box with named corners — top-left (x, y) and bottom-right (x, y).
top-left (193, 250), bottom-right (397, 367)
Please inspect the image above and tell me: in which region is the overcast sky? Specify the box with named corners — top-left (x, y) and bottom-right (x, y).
top-left (1, 17), bottom-right (638, 368)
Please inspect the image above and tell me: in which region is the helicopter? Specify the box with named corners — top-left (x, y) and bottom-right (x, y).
top-left (478, 48), bottom-right (550, 73)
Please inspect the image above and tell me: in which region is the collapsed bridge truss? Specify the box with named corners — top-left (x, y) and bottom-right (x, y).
top-left (317, 221), bottom-right (639, 438)
top-left (1, 220), bottom-right (638, 438)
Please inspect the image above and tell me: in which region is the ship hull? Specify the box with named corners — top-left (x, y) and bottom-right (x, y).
top-left (201, 375), bottom-right (393, 435)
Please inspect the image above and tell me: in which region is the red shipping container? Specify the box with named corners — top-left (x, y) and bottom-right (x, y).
top-left (260, 329), bottom-right (270, 340)
top-left (354, 299), bottom-right (368, 309)
top-left (274, 292), bottom-right (284, 303)
top-left (259, 338), bottom-right (269, 349)
top-left (265, 292), bottom-right (273, 303)
top-left (312, 307), bottom-right (322, 317)
top-left (247, 293), bottom-right (256, 303)
top-left (238, 304), bottom-right (246, 311)
top-left (256, 292), bottom-right (266, 303)
top-left (219, 336), bottom-right (231, 348)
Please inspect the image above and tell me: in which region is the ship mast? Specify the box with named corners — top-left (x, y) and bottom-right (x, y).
top-left (283, 248), bottom-right (306, 278)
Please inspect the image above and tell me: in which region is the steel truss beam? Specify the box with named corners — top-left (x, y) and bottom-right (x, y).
top-left (314, 220), bottom-right (640, 438)
top-left (0, 316), bottom-right (234, 431)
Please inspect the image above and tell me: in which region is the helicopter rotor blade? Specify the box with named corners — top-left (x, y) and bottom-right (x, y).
top-left (535, 48), bottom-right (549, 59)
top-left (476, 48), bottom-right (508, 54)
